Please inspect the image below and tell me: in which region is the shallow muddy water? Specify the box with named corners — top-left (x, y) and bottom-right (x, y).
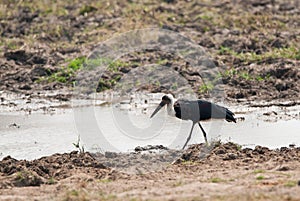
top-left (0, 96), bottom-right (299, 160)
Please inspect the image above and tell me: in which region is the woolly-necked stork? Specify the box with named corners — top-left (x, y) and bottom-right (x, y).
top-left (150, 94), bottom-right (236, 149)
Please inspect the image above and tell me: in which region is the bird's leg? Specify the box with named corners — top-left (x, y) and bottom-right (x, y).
top-left (182, 122), bottom-right (196, 150)
top-left (198, 122), bottom-right (208, 144)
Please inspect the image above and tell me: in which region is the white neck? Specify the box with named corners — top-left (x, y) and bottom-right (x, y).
top-left (166, 94), bottom-right (176, 117)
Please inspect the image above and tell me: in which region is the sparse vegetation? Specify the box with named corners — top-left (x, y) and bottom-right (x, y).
top-left (219, 46), bottom-right (300, 62)
top-left (14, 170), bottom-right (43, 187)
top-left (38, 57), bottom-right (86, 84)
top-left (85, 57), bottom-right (113, 70)
top-left (64, 189), bottom-right (88, 201)
top-left (79, 5), bottom-right (97, 15)
top-left (220, 67), bottom-right (271, 82)
top-left (47, 177), bottom-right (57, 185)
top-left (2, 0), bottom-right (299, 100)
top-left (96, 75), bottom-right (122, 92)
top-left (210, 177), bottom-right (225, 183)
top-left (172, 180), bottom-right (183, 187)
top-left (256, 175), bottom-right (265, 180)
top-left (198, 82), bottom-right (214, 94)
top-left (253, 169), bottom-right (265, 174)
top-left (284, 180), bottom-right (297, 188)
top-left (73, 135), bottom-right (84, 153)
top-left (107, 60), bottom-right (130, 72)
top-left (67, 57), bottom-right (86, 71)
top-left (156, 59), bottom-right (169, 65)
top-left (171, 82), bottom-right (178, 90)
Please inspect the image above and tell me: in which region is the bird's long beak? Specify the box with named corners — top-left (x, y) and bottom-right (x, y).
top-left (150, 101), bottom-right (166, 118)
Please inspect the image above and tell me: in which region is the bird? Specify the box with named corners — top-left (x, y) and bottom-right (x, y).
top-left (150, 94), bottom-right (236, 149)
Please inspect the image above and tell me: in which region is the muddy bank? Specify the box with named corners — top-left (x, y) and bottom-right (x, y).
top-left (1, 142), bottom-right (300, 185)
top-left (0, 151), bottom-right (109, 188)
top-left (1, 142), bottom-right (300, 200)
top-left (1, 0), bottom-right (299, 103)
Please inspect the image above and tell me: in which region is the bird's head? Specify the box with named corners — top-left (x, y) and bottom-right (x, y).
top-left (150, 94), bottom-right (174, 118)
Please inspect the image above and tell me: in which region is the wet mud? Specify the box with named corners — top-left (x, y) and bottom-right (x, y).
top-left (0, 143), bottom-right (300, 200)
top-left (0, 0), bottom-right (299, 103)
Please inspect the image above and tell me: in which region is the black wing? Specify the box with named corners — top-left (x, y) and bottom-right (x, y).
top-left (174, 99), bottom-right (236, 123)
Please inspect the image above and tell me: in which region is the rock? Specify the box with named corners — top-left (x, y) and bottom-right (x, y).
top-left (277, 166), bottom-right (289, 171)
top-left (279, 3), bottom-right (295, 11)
top-left (215, 149), bottom-right (226, 155)
top-left (250, 0), bottom-right (272, 7)
top-left (19, 85), bottom-right (32, 90)
top-left (134, 145), bottom-right (168, 152)
top-left (289, 144), bottom-right (296, 148)
top-left (8, 123), bottom-right (20, 128)
top-left (275, 82), bottom-right (287, 91)
top-left (120, 67), bottom-right (130, 73)
top-left (223, 153), bottom-right (237, 160)
top-left (254, 146), bottom-right (269, 154)
top-left (242, 158), bottom-right (252, 163)
top-left (134, 146), bottom-right (143, 152)
top-left (263, 111), bottom-right (278, 116)
top-left (280, 147), bottom-right (289, 152)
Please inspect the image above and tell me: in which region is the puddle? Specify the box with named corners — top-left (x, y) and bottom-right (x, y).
top-left (0, 94), bottom-right (300, 160)
top-left (0, 111), bottom-right (76, 160)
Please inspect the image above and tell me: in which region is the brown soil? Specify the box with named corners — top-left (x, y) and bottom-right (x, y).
top-left (0, 0), bottom-right (299, 103)
top-left (1, 143), bottom-right (300, 200)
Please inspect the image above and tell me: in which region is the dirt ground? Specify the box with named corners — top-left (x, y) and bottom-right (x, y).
top-left (1, 0), bottom-right (299, 102)
top-left (1, 0), bottom-right (300, 200)
top-left (1, 143), bottom-right (300, 200)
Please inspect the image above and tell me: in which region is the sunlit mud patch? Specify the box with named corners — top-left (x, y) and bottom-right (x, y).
top-left (92, 145), bottom-right (183, 174)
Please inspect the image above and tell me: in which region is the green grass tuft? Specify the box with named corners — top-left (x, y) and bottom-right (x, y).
top-left (253, 169), bottom-right (265, 174)
top-left (79, 5), bottom-right (97, 15)
top-left (284, 180), bottom-right (297, 187)
top-left (219, 46), bottom-right (300, 62)
top-left (67, 57), bottom-right (86, 71)
top-left (198, 82), bottom-right (214, 94)
top-left (38, 56), bottom-right (86, 84)
top-left (256, 175), bottom-right (265, 180)
top-left (210, 177), bottom-right (224, 183)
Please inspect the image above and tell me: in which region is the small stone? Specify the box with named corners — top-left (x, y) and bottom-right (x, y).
top-left (134, 146), bottom-right (143, 152)
top-left (289, 144), bottom-right (296, 148)
top-left (70, 151), bottom-right (78, 156)
top-left (254, 146), bottom-right (269, 154)
top-left (263, 111), bottom-right (278, 116)
top-left (120, 67), bottom-right (130, 73)
top-left (19, 85), bottom-right (32, 90)
top-left (242, 158), bottom-right (251, 163)
top-left (215, 149), bottom-right (226, 155)
top-left (277, 166), bottom-right (289, 171)
top-left (280, 147), bottom-right (289, 152)
top-left (8, 123), bottom-right (20, 128)
top-left (223, 153), bottom-right (237, 160)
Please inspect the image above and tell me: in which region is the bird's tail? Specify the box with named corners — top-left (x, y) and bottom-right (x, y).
top-left (225, 108), bottom-right (236, 123)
